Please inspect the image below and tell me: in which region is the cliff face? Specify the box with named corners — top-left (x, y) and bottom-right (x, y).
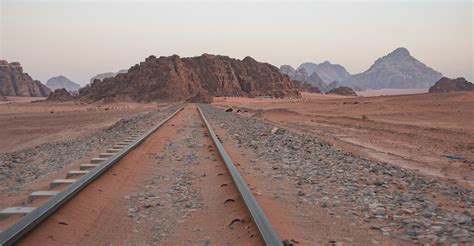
top-left (80, 54), bottom-right (300, 102)
top-left (0, 60), bottom-right (51, 97)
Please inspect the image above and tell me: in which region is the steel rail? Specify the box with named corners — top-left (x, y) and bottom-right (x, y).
top-left (0, 104), bottom-right (185, 246)
top-left (197, 106), bottom-right (283, 246)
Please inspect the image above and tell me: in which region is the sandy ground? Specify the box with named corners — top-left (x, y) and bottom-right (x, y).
top-left (14, 105), bottom-right (408, 245)
top-left (0, 100), bottom-right (167, 153)
top-left (17, 105), bottom-right (263, 245)
top-left (213, 91), bottom-right (474, 189)
top-left (357, 88), bottom-right (428, 97)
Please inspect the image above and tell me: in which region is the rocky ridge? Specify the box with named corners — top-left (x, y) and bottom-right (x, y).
top-left (429, 77), bottom-right (474, 93)
top-left (0, 60), bottom-right (51, 97)
top-left (280, 65), bottom-right (327, 91)
top-left (201, 105), bottom-right (473, 244)
top-left (298, 61), bottom-right (351, 84)
top-left (80, 54), bottom-right (300, 102)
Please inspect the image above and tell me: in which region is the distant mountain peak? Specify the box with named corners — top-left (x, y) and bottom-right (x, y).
top-left (389, 47), bottom-right (410, 57)
top-left (46, 75), bottom-right (80, 92)
top-left (343, 47), bottom-right (442, 89)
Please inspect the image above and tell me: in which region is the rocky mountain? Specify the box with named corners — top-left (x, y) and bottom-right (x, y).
top-left (298, 61), bottom-right (351, 84)
top-left (90, 69), bottom-right (128, 83)
top-left (79, 54), bottom-right (300, 102)
top-left (46, 75), bottom-right (80, 92)
top-left (343, 48), bottom-right (442, 90)
top-left (429, 77), bottom-right (474, 93)
top-left (280, 65), bottom-right (327, 91)
top-left (0, 60), bottom-right (51, 97)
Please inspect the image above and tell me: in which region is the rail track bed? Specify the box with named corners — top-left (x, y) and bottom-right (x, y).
top-left (0, 104), bottom-right (282, 245)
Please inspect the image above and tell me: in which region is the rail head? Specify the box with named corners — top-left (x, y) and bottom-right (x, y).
top-left (0, 104), bottom-right (185, 246)
top-left (197, 105), bottom-right (283, 246)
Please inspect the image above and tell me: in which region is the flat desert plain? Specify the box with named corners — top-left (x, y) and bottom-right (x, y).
top-left (213, 91), bottom-right (474, 189)
top-left (0, 99), bottom-right (166, 153)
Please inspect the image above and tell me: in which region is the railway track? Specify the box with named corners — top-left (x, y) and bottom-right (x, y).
top-left (0, 104), bottom-right (283, 246)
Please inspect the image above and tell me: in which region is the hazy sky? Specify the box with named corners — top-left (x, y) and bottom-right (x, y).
top-left (1, 0), bottom-right (473, 86)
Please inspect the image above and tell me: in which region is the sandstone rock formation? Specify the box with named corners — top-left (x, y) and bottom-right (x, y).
top-left (46, 88), bottom-right (75, 101)
top-left (298, 61), bottom-right (351, 84)
top-left (90, 69), bottom-right (128, 83)
top-left (327, 86), bottom-right (357, 96)
top-left (429, 77), bottom-right (474, 93)
top-left (343, 48), bottom-right (442, 90)
top-left (0, 60), bottom-right (51, 97)
top-left (80, 54), bottom-right (300, 102)
top-left (46, 76), bottom-right (80, 92)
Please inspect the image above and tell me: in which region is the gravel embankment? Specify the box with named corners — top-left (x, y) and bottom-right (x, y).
top-left (0, 104), bottom-right (182, 193)
top-left (201, 104), bottom-right (473, 244)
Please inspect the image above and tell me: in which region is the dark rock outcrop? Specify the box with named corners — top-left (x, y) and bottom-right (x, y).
top-left (343, 47), bottom-right (442, 90)
top-left (80, 54), bottom-right (300, 102)
top-left (327, 86), bottom-right (357, 96)
top-left (0, 60), bottom-right (51, 97)
top-left (46, 76), bottom-right (80, 92)
top-left (429, 77), bottom-right (474, 93)
top-left (46, 88), bottom-right (75, 101)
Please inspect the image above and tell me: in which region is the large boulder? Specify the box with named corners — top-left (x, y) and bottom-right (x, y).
top-left (326, 86), bottom-right (357, 96)
top-left (0, 60), bottom-right (51, 97)
top-left (79, 54), bottom-right (300, 102)
top-left (429, 77), bottom-right (474, 93)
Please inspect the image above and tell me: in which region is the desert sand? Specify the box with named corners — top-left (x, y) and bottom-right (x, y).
top-left (0, 100), bottom-right (167, 153)
top-left (213, 91), bottom-right (474, 189)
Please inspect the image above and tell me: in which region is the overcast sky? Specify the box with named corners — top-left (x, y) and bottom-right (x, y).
top-left (1, 1), bottom-right (472, 86)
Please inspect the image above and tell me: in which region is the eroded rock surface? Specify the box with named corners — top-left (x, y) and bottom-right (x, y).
top-left (0, 60), bottom-right (51, 97)
top-left (80, 54), bottom-right (300, 102)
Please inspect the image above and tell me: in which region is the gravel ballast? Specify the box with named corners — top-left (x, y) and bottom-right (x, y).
top-left (201, 104), bottom-right (473, 244)
top-left (0, 104), bottom-right (182, 193)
